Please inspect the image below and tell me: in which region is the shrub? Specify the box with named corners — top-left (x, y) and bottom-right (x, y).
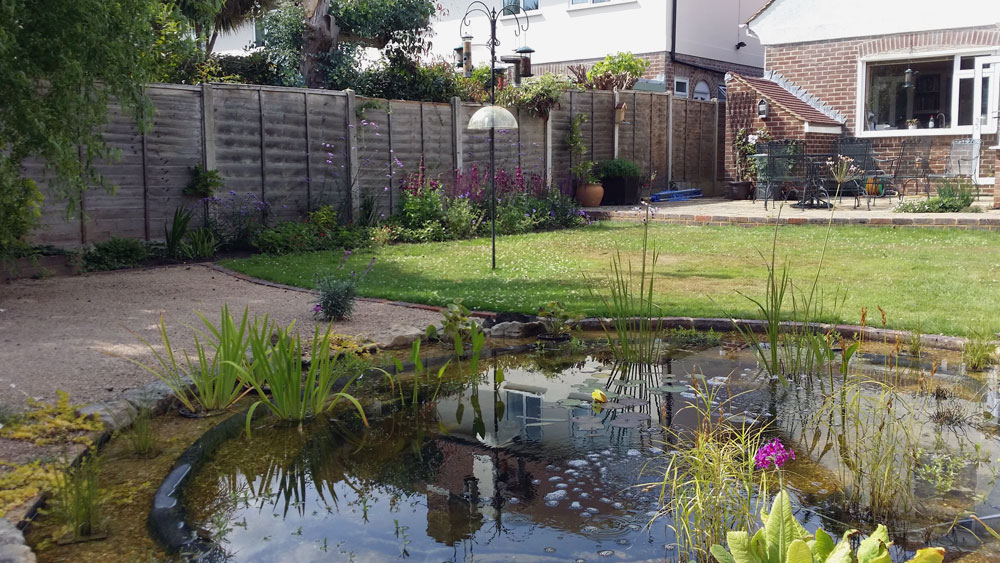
top-left (184, 165), bottom-right (224, 197)
top-left (443, 197), bottom-right (482, 240)
top-left (255, 221), bottom-right (325, 254)
top-left (896, 181), bottom-right (978, 213)
top-left (596, 158), bottom-right (642, 180)
top-left (0, 157), bottom-right (43, 256)
top-left (314, 276), bottom-right (358, 322)
top-left (496, 73), bottom-right (575, 119)
top-left (308, 205), bottom-right (339, 231)
top-left (397, 169), bottom-right (445, 230)
top-left (183, 228), bottom-right (218, 259)
top-left (203, 191), bottom-right (270, 250)
top-left (82, 238), bottom-right (149, 272)
top-left (164, 207), bottom-right (193, 259)
top-left (569, 52), bottom-right (650, 90)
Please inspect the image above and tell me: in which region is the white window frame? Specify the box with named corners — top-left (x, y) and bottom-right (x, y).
top-left (674, 77), bottom-right (690, 98)
top-left (856, 47), bottom-right (1000, 138)
top-left (567, 0), bottom-right (637, 11)
top-left (692, 80), bottom-right (711, 100)
top-left (502, 0), bottom-right (539, 13)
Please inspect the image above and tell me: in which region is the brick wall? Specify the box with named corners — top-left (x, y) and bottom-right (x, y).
top-left (765, 25), bottom-right (1000, 194)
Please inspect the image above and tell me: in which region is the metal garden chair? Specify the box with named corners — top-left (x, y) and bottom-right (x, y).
top-left (929, 138), bottom-right (982, 199)
top-left (754, 140), bottom-right (804, 210)
top-left (886, 137), bottom-right (932, 200)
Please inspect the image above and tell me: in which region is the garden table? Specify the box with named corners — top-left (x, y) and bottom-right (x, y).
top-left (785, 153), bottom-right (834, 210)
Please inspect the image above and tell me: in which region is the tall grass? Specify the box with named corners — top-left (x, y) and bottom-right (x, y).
top-left (649, 384), bottom-right (769, 560)
top-left (812, 379), bottom-right (920, 523)
top-left (732, 204), bottom-right (843, 386)
top-left (232, 319), bottom-right (368, 435)
top-left (128, 305), bottom-right (253, 412)
top-left (598, 203), bottom-right (662, 366)
top-left (47, 454), bottom-right (106, 539)
top-left (122, 407), bottom-right (157, 457)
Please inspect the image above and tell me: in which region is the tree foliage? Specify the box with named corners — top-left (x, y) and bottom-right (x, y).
top-left (0, 0), bottom-right (160, 252)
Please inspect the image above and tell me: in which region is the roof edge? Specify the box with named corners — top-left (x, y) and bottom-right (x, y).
top-left (764, 71), bottom-right (846, 124)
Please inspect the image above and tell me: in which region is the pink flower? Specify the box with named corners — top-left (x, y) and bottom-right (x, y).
top-left (312, 304), bottom-right (323, 313)
top-left (755, 438), bottom-right (795, 470)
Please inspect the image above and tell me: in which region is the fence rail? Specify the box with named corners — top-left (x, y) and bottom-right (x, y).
top-left (28, 83), bottom-right (723, 248)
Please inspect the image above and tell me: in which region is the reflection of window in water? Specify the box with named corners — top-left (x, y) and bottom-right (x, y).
top-left (986, 367), bottom-right (1000, 421)
top-left (506, 390), bottom-right (543, 440)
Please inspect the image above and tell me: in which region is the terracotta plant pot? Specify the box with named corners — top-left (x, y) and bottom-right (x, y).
top-left (577, 182), bottom-right (605, 207)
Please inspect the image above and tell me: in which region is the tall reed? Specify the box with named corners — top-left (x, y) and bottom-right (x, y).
top-left (231, 319), bottom-right (368, 435)
top-left (47, 454), bottom-right (106, 539)
top-left (599, 203), bottom-right (662, 366)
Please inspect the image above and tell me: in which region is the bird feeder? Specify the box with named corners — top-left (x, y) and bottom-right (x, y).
top-left (615, 102), bottom-right (628, 124)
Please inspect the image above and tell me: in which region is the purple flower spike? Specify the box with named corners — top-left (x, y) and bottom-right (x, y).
top-left (755, 438), bottom-right (795, 470)
top-left (312, 304), bottom-right (323, 313)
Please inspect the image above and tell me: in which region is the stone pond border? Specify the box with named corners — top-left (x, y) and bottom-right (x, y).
top-left (0, 265), bottom-right (979, 560)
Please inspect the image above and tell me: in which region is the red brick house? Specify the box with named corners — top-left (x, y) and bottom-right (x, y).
top-left (726, 0), bottom-right (1000, 203)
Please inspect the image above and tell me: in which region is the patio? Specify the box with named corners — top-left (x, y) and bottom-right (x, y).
top-left (585, 196), bottom-right (1000, 229)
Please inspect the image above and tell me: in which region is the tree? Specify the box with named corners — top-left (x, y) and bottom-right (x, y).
top-left (0, 0), bottom-right (159, 252)
top-left (176, 0), bottom-right (280, 56)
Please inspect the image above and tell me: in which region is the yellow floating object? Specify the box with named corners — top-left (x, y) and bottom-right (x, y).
top-left (591, 389), bottom-right (607, 403)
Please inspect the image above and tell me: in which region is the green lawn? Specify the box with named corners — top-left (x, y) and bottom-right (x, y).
top-left (220, 221), bottom-right (1000, 336)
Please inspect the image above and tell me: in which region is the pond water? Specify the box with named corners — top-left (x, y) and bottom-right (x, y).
top-left (182, 339), bottom-right (1000, 562)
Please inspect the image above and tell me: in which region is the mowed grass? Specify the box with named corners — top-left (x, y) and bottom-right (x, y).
top-left (220, 220), bottom-right (1000, 336)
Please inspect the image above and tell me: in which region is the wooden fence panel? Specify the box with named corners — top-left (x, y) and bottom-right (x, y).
top-left (304, 91), bottom-right (349, 211)
top-left (212, 87), bottom-right (264, 212)
top-left (261, 89), bottom-right (309, 220)
top-left (355, 103), bottom-right (391, 221)
top-left (83, 102), bottom-right (147, 242)
top-left (591, 91), bottom-right (615, 164)
top-left (144, 86), bottom-right (203, 236)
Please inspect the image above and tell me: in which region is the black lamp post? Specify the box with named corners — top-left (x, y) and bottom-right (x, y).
top-left (460, 2), bottom-right (529, 270)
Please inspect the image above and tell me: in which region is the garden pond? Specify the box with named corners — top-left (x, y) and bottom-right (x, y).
top-left (170, 337), bottom-right (1000, 562)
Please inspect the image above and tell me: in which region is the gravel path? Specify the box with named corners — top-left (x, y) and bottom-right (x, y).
top-left (0, 264), bottom-right (442, 406)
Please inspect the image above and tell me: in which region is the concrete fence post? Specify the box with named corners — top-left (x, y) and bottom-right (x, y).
top-left (345, 89), bottom-right (360, 222)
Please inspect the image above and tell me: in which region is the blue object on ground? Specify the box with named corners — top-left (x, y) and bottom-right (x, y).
top-left (649, 188), bottom-right (703, 202)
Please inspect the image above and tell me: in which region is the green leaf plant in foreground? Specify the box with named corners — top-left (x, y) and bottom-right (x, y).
top-left (709, 490), bottom-right (945, 563)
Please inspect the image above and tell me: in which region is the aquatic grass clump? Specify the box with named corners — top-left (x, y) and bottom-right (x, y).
top-left (650, 384), bottom-right (770, 560)
top-left (963, 325), bottom-right (996, 371)
top-left (122, 407), bottom-right (158, 457)
top-left (232, 319), bottom-right (368, 435)
top-left (129, 305), bottom-right (253, 413)
top-left (812, 379), bottom-right (921, 523)
top-left (598, 202), bottom-right (662, 366)
top-left (45, 454), bottom-right (106, 540)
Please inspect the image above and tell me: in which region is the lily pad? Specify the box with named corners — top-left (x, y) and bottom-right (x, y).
top-left (615, 380), bottom-right (643, 388)
top-left (609, 418), bottom-right (644, 429)
top-left (598, 401), bottom-right (626, 410)
top-left (557, 399), bottom-right (588, 408)
top-left (575, 421), bottom-right (605, 431)
top-left (592, 372), bottom-right (612, 379)
top-left (616, 412), bottom-right (650, 422)
top-left (648, 384), bottom-right (691, 394)
top-left (616, 397), bottom-right (646, 408)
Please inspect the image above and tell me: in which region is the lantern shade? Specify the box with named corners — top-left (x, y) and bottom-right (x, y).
top-left (468, 105), bottom-right (519, 130)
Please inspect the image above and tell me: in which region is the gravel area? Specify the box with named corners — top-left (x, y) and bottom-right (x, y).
top-left (0, 264), bottom-right (442, 406)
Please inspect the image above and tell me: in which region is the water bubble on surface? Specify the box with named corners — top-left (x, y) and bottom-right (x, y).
top-left (549, 476), bottom-right (563, 482)
top-left (649, 446), bottom-right (663, 454)
top-left (568, 479), bottom-right (577, 484)
top-left (546, 500), bottom-right (559, 507)
top-left (594, 487), bottom-right (603, 492)
top-left (532, 479), bottom-right (541, 485)
top-left (573, 487), bottom-right (583, 492)
top-left (509, 497), bottom-right (520, 504)
top-left (617, 539), bottom-right (630, 546)
top-left (556, 483), bottom-right (569, 489)
top-left (587, 507), bottom-right (599, 513)
top-left (570, 501), bottom-right (582, 510)
top-left (545, 490), bottom-right (568, 501)
top-left (601, 449), bottom-right (612, 456)
top-left (582, 526), bottom-right (599, 533)
top-left (544, 547), bottom-right (557, 553)
top-left (598, 550), bottom-right (615, 557)
top-left (565, 469), bottom-right (578, 475)
top-left (645, 511), bottom-right (658, 517)
top-left (575, 559), bottom-right (588, 563)
top-left (627, 449), bottom-right (641, 456)
top-left (628, 524), bottom-right (641, 531)
top-left (600, 497), bottom-right (613, 504)
top-left (568, 459), bottom-right (589, 468)
top-left (579, 492), bottom-right (590, 498)
top-left (546, 464), bottom-right (556, 470)
top-left (680, 392), bottom-right (697, 399)
top-left (580, 511), bottom-right (592, 518)
top-left (612, 502), bottom-right (624, 510)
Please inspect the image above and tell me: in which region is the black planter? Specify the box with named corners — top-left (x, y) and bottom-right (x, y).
top-left (728, 181), bottom-right (752, 200)
top-left (601, 176), bottom-right (641, 206)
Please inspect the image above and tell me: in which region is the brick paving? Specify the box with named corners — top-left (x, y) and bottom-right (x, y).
top-left (584, 196), bottom-right (1000, 230)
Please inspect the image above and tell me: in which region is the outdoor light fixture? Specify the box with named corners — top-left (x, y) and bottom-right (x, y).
top-left (460, 1), bottom-right (529, 270)
top-left (515, 45), bottom-right (534, 78)
top-left (757, 98), bottom-right (770, 119)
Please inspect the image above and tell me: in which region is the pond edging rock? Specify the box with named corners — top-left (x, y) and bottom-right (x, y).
top-left (0, 518), bottom-right (35, 563)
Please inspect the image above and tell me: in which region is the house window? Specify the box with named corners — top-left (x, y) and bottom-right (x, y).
top-left (503, 0), bottom-right (539, 13)
top-left (673, 77), bottom-right (689, 98)
top-left (863, 52), bottom-right (999, 133)
top-left (571, 0), bottom-right (612, 5)
top-left (692, 80), bottom-right (711, 100)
